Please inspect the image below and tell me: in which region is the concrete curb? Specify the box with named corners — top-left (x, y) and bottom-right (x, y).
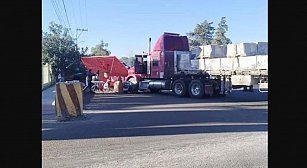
top-left (42, 83), bottom-right (55, 91)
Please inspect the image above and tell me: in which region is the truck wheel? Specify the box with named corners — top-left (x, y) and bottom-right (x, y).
top-left (172, 79), bottom-right (187, 97)
top-left (188, 79), bottom-right (204, 98)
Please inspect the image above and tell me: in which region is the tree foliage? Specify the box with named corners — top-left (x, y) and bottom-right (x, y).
top-left (42, 22), bottom-right (87, 79)
top-left (187, 20), bottom-right (215, 47)
top-left (120, 56), bottom-right (135, 67)
top-left (212, 17), bottom-right (232, 45)
top-left (187, 17), bottom-right (232, 48)
top-left (91, 40), bottom-right (111, 56)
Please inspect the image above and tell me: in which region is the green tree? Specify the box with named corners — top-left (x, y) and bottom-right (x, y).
top-left (128, 57), bottom-right (135, 67)
top-left (91, 40), bottom-right (111, 56)
top-left (120, 57), bottom-right (128, 65)
top-left (120, 56), bottom-right (135, 67)
top-left (42, 22), bottom-right (84, 79)
top-left (187, 20), bottom-right (215, 47)
top-left (212, 17), bottom-right (232, 45)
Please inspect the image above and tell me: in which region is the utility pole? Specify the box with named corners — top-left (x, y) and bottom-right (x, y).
top-left (75, 28), bottom-right (88, 50)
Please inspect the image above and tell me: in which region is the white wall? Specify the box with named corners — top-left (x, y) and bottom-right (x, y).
top-left (42, 64), bottom-right (53, 89)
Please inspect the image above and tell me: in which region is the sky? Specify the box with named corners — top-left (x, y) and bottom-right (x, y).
top-left (42, 0), bottom-right (268, 58)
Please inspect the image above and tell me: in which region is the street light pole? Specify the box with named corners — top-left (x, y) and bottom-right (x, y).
top-left (75, 28), bottom-right (88, 50)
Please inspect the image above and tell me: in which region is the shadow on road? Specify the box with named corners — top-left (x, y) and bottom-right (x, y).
top-left (82, 89), bottom-right (268, 111)
top-left (42, 109), bottom-right (267, 141)
top-left (42, 89), bottom-right (268, 140)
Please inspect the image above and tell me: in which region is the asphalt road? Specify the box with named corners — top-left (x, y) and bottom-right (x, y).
top-left (42, 87), bottom-right (268, 168)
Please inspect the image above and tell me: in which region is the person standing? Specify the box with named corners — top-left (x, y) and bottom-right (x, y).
top-left (95, 70), bottom-right (100, 81)
top-left (57, 73), bottom-right (62, 82)
top-left (57, 70), bottom-right (63, 82)
top-left (84, 69), bottom-right (95, 93)
top-left (95, 70), bottom-right (104, 91)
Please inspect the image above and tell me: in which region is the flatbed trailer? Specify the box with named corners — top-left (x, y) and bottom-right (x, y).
top-left (198, 55), bottom-right (268, 92)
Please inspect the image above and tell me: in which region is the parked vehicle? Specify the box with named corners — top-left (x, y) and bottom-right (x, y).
top-left (124, 32), bottom-right (232, 98)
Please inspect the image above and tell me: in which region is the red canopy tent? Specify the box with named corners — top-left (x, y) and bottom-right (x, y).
top-left (81, 56), bottom-right (128, 82)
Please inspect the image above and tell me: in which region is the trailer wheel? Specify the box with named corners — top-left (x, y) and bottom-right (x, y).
top-left (188, 79), bottom-right (204, 98)
top-left (172, 79), bottom-right (187, 97)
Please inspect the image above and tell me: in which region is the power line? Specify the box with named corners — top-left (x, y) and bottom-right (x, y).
top-left (61, 0), bottom-right (72, 35)
top-left (69, 0), bottom-right (78, 32)
top-left (50, 0), bottom-right (61, 24)
top-left (75, 0), bottom-right (88, 49)
top-left (83, 0), bottom-right (88, 47)
top-left (78, 0), bottom-right (83, 28)
top-left (50, 0), bottom-right (66, 27)
top-left (54, 0), bottom-right (67, 27)
top-left (84, 0), bottom-right (88, 28)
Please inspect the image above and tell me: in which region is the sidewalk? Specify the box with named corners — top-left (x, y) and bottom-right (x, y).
top-left (42, 85), bottom-right (56, 115)
top-left (42, 84), bottom-right (91, 118)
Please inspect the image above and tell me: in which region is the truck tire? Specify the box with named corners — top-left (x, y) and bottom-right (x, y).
top-left (188, 79), bottom-right (204, 98)
top-left (172, 79), bottom-right (187, 97)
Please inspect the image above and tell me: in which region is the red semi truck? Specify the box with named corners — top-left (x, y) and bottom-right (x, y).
top-left (124, 32), bottom-right (232, 98)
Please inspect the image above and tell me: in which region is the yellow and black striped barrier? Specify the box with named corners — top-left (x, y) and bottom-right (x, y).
top-left (55, 82), bottom-right (83, 121)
